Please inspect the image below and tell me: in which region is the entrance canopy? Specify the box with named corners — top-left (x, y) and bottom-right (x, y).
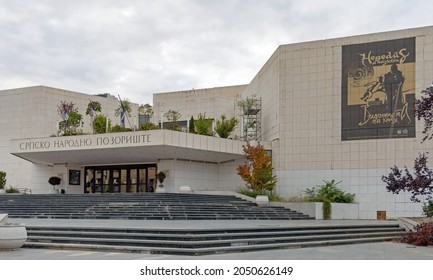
top-left (10, 130), bottom-right (251, 166)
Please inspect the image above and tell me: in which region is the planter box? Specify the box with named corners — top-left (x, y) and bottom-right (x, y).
top-left (0, 224), bottom-right (27, 250)
top-left (0, 214), bottom-right (27, 250)
top-left (270, 202), bottom-right (359, 220)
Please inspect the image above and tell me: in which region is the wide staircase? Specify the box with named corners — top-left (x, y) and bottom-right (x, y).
top-left (0, 193), bottom-right (311, 220)
top-left (22, 223), bottom-right (404, 255)
top-left (0, 193), bottom-right (405, 255)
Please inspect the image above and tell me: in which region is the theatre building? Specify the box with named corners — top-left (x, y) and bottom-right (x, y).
top-left (1, 26), bottom-right (433, 219)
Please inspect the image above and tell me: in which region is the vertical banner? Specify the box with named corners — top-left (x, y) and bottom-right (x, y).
top-left (341, 37), bottom-right (416, 140)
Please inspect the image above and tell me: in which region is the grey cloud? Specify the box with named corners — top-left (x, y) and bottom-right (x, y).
top-left (1, 0), bottom-right (432, 105)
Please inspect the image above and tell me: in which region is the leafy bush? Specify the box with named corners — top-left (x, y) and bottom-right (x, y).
top-left (401, 222), bottom-right (433, 246)
top-left (215, 114), bottom-right (238, 138)
top-left (139, 122), bottom-right (159, 131)
top-left (194, 113), bottom-right (213, 136)
top-left (156, 171), bottom-right (166, 185)
top-left (5, 186), bottom-right (19, 193)
top-left (94, 115), bottom-right (111, 133)
top-left (306, 180), bottom-right (355, 203)
top-left (110, 125), bottom-right (133, 133)
top-left (48, 176), bottom-right (61, 187)
top-left (268, 193), bottom-right (284, 202)
top-left (237, 143), bottom-right (277, 192)
top-left (305, 180), bottom-right (355, 220)
top-left (240, 187), bottom-right (267, 198)
top-left (285, 196), bottom-right (309, 202)
top-left (423, 200), bottom-right (433, 217)
top-left (382, 153), bottom-right (433, 203)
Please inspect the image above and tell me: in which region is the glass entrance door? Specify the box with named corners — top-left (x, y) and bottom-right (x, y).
top-left (111, 169), bottom-right (120, 193)
top-left (85, 164), bottom-right (157, 194)
top-left (148, 167), bottom-right (156, 192)
top-left (138, 168), bottom-right (146, 192)
top-left (129, 169), bottom-right (138, 193)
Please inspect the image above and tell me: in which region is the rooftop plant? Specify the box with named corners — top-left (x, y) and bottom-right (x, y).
top-left (194, 113), bottom-right (213, 136)
top-left (215, 114), bottom-right (238, 138)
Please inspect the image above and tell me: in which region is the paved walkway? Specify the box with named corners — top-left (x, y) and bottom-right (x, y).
top-left (1, 218), bottom-right (432, 260)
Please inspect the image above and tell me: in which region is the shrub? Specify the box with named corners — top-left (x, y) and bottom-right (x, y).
top-left (5, 186), bottom-right (19, 193)
top-left (305, 180), bottom-right (355, 220)
top-left (156, 171), bottom-right (166, 185)
top-left (239, 187), bottom-right (267, 198)
top-left (140, 122), bottom-right (159, 131)
top-left (110, 125), bottom-right (133, 133)
top-left (382, 153), bottom-right (433, 203)
top-left (194, 113), bottom-right (213, 136)
top-left (401, 222), bottom-right (433, 246)
top-left (215, 114), bottom-right (238, 138)
top-left (48, 176), bottom-right (61, 187)
top-left (268, 193), bottom-right (284, 202)
top-left (423, 200), bottom-right (433, 217)
top-left (0, 171), bottom-right (6, 189)
top-left (306, 180), bottom-right (355, 203)
top-left (94, 115), bottom-right (111, 133)
top-left (237, 143), bottom-right (277, 192)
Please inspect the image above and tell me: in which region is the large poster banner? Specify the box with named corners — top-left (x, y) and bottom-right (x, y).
top-left (341, 37), bottom-right (416, 140)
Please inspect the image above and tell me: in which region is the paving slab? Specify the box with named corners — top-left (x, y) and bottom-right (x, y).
top-left (1, 242), bottom-right (432, 260)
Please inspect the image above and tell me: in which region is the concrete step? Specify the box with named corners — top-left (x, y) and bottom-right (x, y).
top-left (26, 226), bottom-right (403, 241)
top-left (23, 236), bottom-right (399, 256)
top-left (1, 193), bottom-right (313, 220)
top-left (23, 224), bottom-right (404, 255)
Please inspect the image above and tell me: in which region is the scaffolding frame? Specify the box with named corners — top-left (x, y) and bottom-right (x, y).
top-left (241, 98), bottom-right (261, 141)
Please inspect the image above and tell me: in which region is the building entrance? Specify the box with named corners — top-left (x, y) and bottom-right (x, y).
top-left (84, 164), bottom-right (157, 193)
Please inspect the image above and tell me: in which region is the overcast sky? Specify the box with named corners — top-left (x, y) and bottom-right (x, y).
top-left (1, 0), bottom-right (432, 104)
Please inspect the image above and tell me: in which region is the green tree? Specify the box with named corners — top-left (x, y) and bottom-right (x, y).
top-left (215, 114), bottom-right (238, 138)
top-left (115, 98), bottom-right (132, 118)
top-left (58, 111), bottom-right (83, 135)
top-left (138, 103), bottom-right (154, 118)
top-left (236, 95), bottom-right (261, 141)
top-left (163, 109), bottom-right (181, 131)
top-left (236, 142), bottom-right (276, 192)
top-left (85, 101), bottom-right (102, 116)
top-left (189, 116), bottom-right (195, 133)
top-left (114, 98), bottom-right (132, 128)
top-left (57, 101), bottom-right (79, 135)
top-left (93, 115), bottom-right (111, 133)
top-left (194, 113), bottom-right (213, 136)
top-left (236, 95), bottom-right (260, 115)
top-left (85, 100), bottom-right (102, 133)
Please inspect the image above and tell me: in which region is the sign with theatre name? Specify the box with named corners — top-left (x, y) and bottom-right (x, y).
top-left (341, 37), bottom-right (416, 140)
top-left (17, 133), bottom-right (153, 151)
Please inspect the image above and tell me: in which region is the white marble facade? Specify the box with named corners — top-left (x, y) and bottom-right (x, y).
top-left (2, 26), bottom-right (433, 219)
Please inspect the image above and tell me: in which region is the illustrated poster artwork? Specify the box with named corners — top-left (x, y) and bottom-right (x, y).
top-left (341, 37), bottom-right (416, 140)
